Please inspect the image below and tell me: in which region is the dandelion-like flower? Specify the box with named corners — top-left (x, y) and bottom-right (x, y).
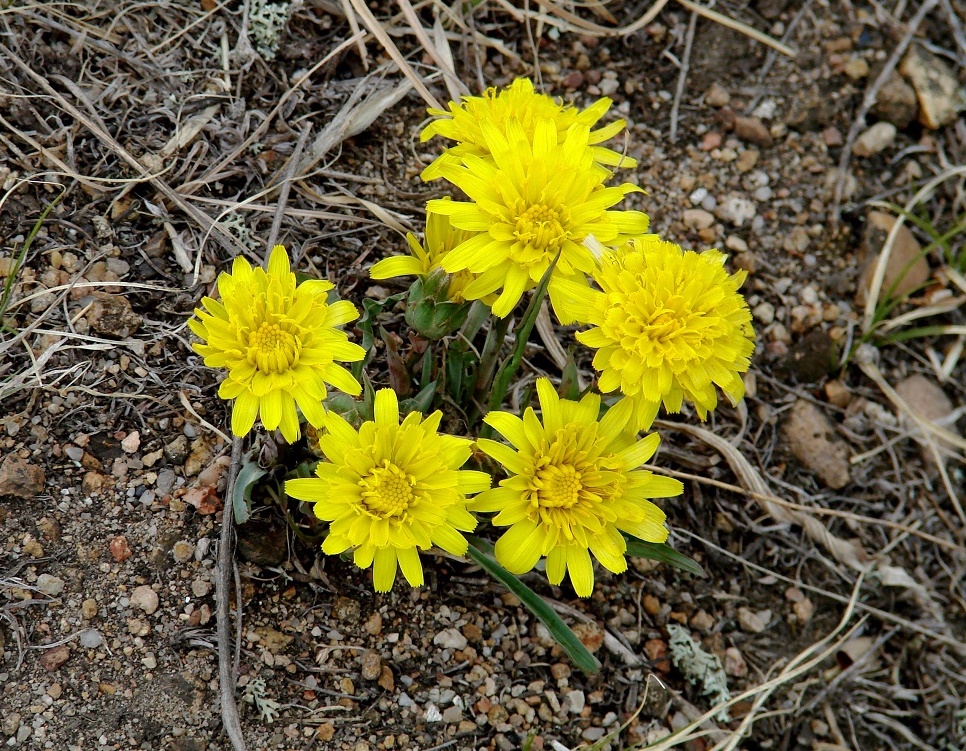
top-left (369, 204), bottom-right (482, 303)
top-left (554, 236), bottom-right (756, 431)
top-left (428, 119), bottom-right (649, 318)
top-left (420, 77), bottom-right (636, 180)
top-left (473, 379), bottom-right (682, 597)
top-left (189, 245), bottom-right (365, 443)
top-left (285, 388), bottom-right (491, 592)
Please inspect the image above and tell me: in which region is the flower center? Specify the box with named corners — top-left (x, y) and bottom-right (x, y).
top-left (513, 203), bottom-right (570, 253)
top-left (531, 463), bottom-right (583, 509)
top-left (247, 321), bottom-right (300, 373)
top-left (359, 461), bottom-right (416, 519)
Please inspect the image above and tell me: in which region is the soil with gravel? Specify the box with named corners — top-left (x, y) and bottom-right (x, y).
top-left (1, 2), bottom-right (965, 751)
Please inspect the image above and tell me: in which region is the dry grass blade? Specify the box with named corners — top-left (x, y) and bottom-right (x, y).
top-left (862, 164), bottom-right (966, 333)
top-left (642, 576), bottom-right (868, 750)
top-left (528, 0), bottom-right (794, 56)
top-left (296, 76), bottom-right (415, 178)
top-left (0, 45), bottom-right (244, 259)
top-left (655, 420), bottom-right (947, 618)
top-left (652, 466), bottom-right (964, 554)
top-left (657, 421), bottom-right (872, 572)
top-left (346, 0), bottom-right (442, 109)
top-left (396, 0), bottom-right (466, 102)
top-left (857, 358), bottom-right (966, 535)
top-left (674, 0), bottom-right (796, 57)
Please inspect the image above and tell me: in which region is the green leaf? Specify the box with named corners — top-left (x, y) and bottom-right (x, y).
top-left (625, 538), bottom-right (706, 577)
top-left (232, 458), bottom-right (267, 525)
top-left (352, 293), bottom-right (405, 379)
top-left (400, 380), bottom-right (437, 415)
top-left (466, 540), bottom-right (600, 675)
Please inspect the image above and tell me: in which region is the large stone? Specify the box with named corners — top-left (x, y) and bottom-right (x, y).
top-left (872, 72), bottom-right (918, 129)
top-left (783, 400), bottom-right (851, 489)
top-left (86, 293), bottom-right (142, 338)
top-left (852, 122), bottom-right (896, 157)
top-left (0, 456), bottom-right (45, 498)
top-left (900, 45), bottom-right (966, 130)
top-left (857, 211), bottom-right (930, 305)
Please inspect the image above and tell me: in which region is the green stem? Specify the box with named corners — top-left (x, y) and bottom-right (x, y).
top-left (487, 254), bottom-right (560, 415)
top-left (467, 313), bottom-right (512, 427)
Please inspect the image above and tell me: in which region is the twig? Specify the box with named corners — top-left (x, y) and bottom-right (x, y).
top-left (267, 122), bottom-right (312, 251)
top-left (674, 0), bottom-right (796, 57)
top-left (669, 11), bottom-right (697, 143)
top-left (831, 0), bottom-right (939, 223)
top-left (217, 437), bottom-right (247, 751)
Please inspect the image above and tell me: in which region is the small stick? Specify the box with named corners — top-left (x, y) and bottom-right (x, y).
top-left (669, 11), bottom-right (697, 143)
top-left (266, 122), bottom-right (312, 251)
top-left (216, 437), bottom-right (246, 751)
top-left (831, 0), bottom-right (938, 223)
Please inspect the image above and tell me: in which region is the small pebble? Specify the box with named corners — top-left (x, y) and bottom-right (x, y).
top-left (131, 585), bottom-right (159, 615)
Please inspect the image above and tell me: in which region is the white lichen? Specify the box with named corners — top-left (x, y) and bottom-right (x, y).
top-left (667, 622), bottom-right (731, 721)
top-left (242, 676), bottom-right (281, 723)
top-left (249, 0), bottom-right (290, 60)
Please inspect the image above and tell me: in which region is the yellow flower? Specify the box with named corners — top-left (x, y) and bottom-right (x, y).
top-left (189, 245), bottom-right (365, 443)
top-left (285, 388), bottom-right (491, 592)
top-left (369, 204), bottom-right (482, 303)
top-left (554, 236), bottom-right (756, 430)
top-left (427, 119), bottom-right (649, 318)
top-left (420, 77), bottom-right (636, 181)
top-left (473, 379), bottom-right (682, 597)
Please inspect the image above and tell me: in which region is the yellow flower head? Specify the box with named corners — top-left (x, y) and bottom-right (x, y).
top-left (189, 245), bottom-right (365, 443)
top-left (369, 204), bottom-right (484, 303)
top-left (473, 379), bottom-right (682, 597)
top-left (554, 236), bottom-right (756, 431)
top-left (428, 119), bottom-right (649, 318)
top-left (420, 77), bottom-right (636, 181)
top-left (285, 389), bottom-right (491, 593)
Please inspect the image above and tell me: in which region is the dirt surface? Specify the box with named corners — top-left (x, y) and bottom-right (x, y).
top-left (1, 2), bottom-right (965, 750)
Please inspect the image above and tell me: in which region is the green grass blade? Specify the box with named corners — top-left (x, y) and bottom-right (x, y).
top-left (625, 538), bottom-right (706, 577)
top-left (466, 539), bottom-right (601, 675)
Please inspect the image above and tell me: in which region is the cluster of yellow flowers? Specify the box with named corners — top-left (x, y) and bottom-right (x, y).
top-left (189, 78), bottom-right (755, 597)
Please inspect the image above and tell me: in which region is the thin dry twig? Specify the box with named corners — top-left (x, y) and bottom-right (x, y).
top-left (216, 438), bottom-right (246, 751)
top-left (669, 11), bottom-right (697, 143)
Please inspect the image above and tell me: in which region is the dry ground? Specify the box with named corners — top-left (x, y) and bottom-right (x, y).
top-left (1, 1), bottom-right (965, 751)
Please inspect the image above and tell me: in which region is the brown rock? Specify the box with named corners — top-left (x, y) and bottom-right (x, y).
top-left (724, 647), bottom-right (748, 677)
top-left (900, 45), bottom-right (966, 129)
top-left (736, 607), bottom-right (771, 633)
top-left (360, 651), bottom-right (382, 681)
top-left (0, 456), bottom-right (45, 498)
top-left (894, 375), bottom-right (953, 424)
top-left (40, 645), bottom-right (70, 671)
top-left (857, 211), bottom-right (930, 305)
top-left (734, 116), bottom-right (773, 147)
top-left (783, 399), bottom-right (851, 489)
top-left (872, 71), bottom-right (918, 129)
top-left (782, 330), bottom-right (839, 384)
top-left (572, 622), bottom-right (604, 653)
top-left (704, 83), bottom-right (730, 107)
top-left (82, 471), bottom-right (112, 495)
top-left (824, 379), bottom-right (852, 409)
top-left (109, 535), bottom-right (132, 562)
top-left (86, 293), bottom-right (142, 338)
top-left (377, 665), bottom-right (395, 691)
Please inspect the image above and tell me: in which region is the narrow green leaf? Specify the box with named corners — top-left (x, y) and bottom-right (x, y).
top-left (400, 380), bottom-right (437, 415)
top-left (232, 459), bottom-right (267, 525)
top-left (466, 540), bottom-right (600, 675)
top-left (625, 538), bottom-right (706, 577)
